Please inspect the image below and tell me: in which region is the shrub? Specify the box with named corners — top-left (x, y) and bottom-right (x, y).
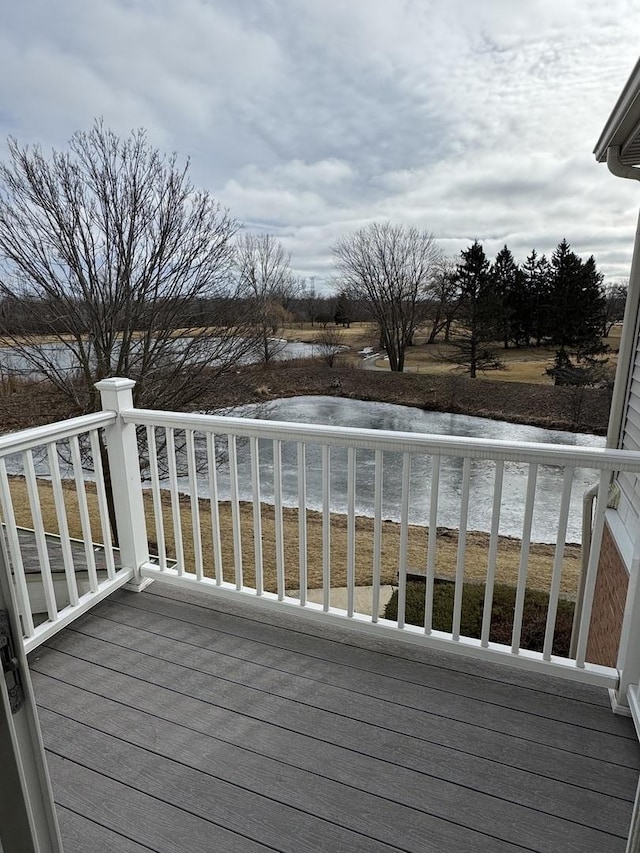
top-left (384, 579), bottom-right (574, 656)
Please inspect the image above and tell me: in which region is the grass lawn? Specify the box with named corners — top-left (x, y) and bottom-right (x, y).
top-left (280, 321), bottom-right (620, 386)
top-left (6, 475), bottom-right (581, 598)
top-left (384, 579), bottom-right (575, 656)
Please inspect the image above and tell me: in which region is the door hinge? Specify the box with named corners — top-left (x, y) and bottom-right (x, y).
top-left (0, 610), bottom-right (25, 714)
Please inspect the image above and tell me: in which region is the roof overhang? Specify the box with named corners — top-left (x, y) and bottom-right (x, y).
top-left (594, 57), bottom-right (640, 165)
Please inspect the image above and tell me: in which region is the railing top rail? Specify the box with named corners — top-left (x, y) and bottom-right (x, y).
top-left (122, 406), bottom-right (640, 472)
top-left (0, 411), bottom-right (116, 458)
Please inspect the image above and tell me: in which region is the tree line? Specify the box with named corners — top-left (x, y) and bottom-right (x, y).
top-left (0, 119), bottom-right (627, 428)
top-left (332, 225), bottom-right (626, 384)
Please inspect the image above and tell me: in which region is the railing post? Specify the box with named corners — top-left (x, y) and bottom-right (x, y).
top-left (95, 378), bottom-right (151, 592)
top-left (613, 538), bottom-right (640, 714)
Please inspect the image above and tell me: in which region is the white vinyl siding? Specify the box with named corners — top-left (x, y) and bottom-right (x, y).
top-left (618, 347), bottom-right (640, 528)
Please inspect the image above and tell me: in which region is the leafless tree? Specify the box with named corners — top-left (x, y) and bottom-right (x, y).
top-left (332, 222), bottom-right (441, 371)
top-left (234, 233), bottom-right (300, 363)
top-left (299, 280), bottom-right (324, 326)
top-left (0, 121), bottom-right (259, 537)
top-left (424, 256), bottom-right (460, 343)
top-left (0, 120), bottom-right (257, 414)
top-left (603, 281), bottom-right (628, 336)
top-left (313, 326), bottom-right (346, 367)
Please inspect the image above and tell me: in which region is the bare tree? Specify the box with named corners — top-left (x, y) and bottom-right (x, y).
top-left (423, 256), bottom-right (460, 344)
top-left (313, 326), bottom-right (346, 367)
top-left (234, 233), bottom-right (299, 363)
top-left (332, 222), bottom-right (440, 371)
top-left (299, 280), bottom-right (323, 326)
top-left (0, 121), bottom-right (257, 414)
top-left (603, 281), bottom-right (628, 336)
top-left (0, 121), bottom-right (260, 538)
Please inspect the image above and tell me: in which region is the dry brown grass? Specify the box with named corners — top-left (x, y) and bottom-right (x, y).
top-left (282, 321), bottom-right (620, 387)
top-left (7, 476), bottom-right (581, 597)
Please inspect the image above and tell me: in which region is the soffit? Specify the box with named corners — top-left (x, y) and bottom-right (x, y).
top-left (594, 57), bottom-right (640, 164)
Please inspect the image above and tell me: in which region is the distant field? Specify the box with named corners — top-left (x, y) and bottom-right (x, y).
top-left (281, 321), bottom-right (621, 385)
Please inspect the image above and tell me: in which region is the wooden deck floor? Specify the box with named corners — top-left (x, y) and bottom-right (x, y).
top-left (28, 582), bottom-right (640, 853)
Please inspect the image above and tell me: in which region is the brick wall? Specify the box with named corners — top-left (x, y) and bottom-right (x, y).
top-left (586, 523), bottom-right (629, 667)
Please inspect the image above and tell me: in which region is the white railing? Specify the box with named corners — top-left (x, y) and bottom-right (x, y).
top-left (0, 409), bottom-right (134, 653)
top-left (6, 377), bottom-right (640, 704)
top-left (93, 380), bottom-right (640, 693)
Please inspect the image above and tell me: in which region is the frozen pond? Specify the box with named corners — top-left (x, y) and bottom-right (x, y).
top-left (0, 337), bottom-right (319, 377)
top-left (198, 396), bottom-right (604, 545)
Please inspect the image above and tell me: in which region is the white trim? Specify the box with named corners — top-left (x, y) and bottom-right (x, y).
top-left (594, 57), bottom-right (640, 162)
top-left (605, 508), bottom-right (635, 574)
top-left (627, 684), bottom-right (640, 735)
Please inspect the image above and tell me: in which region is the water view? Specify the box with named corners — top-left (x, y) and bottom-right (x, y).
top-left (0, 338), bottom-right (319, 378)
top-left (197, 396), bottom-right (604, 545)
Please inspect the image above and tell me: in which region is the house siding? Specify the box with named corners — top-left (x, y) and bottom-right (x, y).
top-left (587, 523), bottom-right (628, 667)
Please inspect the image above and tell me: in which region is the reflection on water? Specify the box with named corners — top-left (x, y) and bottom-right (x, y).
top-left (196, 396), bottom-right (604, 544)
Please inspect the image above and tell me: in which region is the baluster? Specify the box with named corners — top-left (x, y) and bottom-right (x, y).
top-left (250, 437), bottom-right (264, 596)
top-left (23, 450), bottom-right (57, 621)
top-left (186, 430), bottom-right (203, 580)
top-left (229, 435), bottom-right (243, 590)
top-left (424, 455), bottom-right (441, 635)
top-left (206, 433), bottom-right (223, 585)
top-left (346, 447), bottom-right (356, 617)
top-left (272, 439), bottom-right (285, 600)
top-left (297, 442), bottom-right (307, 606)
top-left (543, 468), bottom-right (573, 660)
top-left (371, 449), bottom-right (383, 623)
top-left (145, 425), bottom-right (167, 571)
top-left (166, 428), bottom-right (184, 575)
top-left (47, 442), bottom-right (79, 607)
top-left (480, 461), bottom-right (504, 647)
top-left (396, 453), bottom-right (411, 630)
top-left (322, 445), bottom-right (331, 611)
top-left (511, 464), bottom-right (538, 654)
top-left (451, 457), bottom-right (471, 641)
top-left (70, 436), bottom-right (99, 589)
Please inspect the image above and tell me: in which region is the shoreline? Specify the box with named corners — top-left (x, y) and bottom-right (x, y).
top-left (201, 362), bottom-right (611, 437)
top-left (0, 359), bottom-right (611, 436)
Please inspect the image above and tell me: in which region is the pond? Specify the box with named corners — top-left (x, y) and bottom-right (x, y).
top-left (0, 337), bottom-right (319, 378)
top-left (191, 396), bottom-right (604, 545)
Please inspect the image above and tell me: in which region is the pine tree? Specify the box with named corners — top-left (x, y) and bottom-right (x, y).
top-left (545, 240), bottom-right (607, 385)
top-left (449, 241), bottom-right (502, 378)
top-left (490, 245), bottom-right (518, 348)
top-left (514, 249), bottom-right (551, 347)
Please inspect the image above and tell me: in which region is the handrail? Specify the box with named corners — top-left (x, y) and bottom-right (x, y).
top-left (0, 411), bottom-right (115, 458)
top-left (123, 406), bottom-right (640, 472)
top-left (5, 385), bottom-right (639, 690)
top-left (0, 410), bottom-right (126, 651)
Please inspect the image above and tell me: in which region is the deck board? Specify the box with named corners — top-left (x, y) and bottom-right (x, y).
top-left (30, 583), bottom-right (640, 853)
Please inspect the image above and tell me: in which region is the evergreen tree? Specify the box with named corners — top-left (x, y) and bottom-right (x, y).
top-left (333, 293), bottom-right (352, 327)
top-left (513, 249), bottom-right (550, 347)
top-left (450, 241), bottom-right (502, 378)
top-left (490, 245), bottom-right (518, 348)
top-left (545, 240), bottom-right (607, 385)
top-left (547, 240), bottom-right (606, 355)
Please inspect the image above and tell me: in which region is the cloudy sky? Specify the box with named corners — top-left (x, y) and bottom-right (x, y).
top-left (1, 0), bottom-right (639, 291)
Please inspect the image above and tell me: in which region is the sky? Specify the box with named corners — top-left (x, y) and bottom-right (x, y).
top-left (1, 0), bottom-right (640, 293)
